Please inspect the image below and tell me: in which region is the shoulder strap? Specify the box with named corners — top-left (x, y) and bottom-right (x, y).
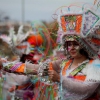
top-left (70, 60), bottom-right (93, 76)
top-left (62, 59), bottom-right (93, 76)
top-left (70, 63), bottom-right (87, 76)
top-left (62, 60), bottom-right (72, 76)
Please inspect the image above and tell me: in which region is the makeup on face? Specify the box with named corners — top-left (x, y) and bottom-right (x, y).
top-left (67, 41), bottom-right (80, 52)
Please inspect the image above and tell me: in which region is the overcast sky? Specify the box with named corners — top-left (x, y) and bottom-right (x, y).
top-left (0, 0), bottom-right (94, 22)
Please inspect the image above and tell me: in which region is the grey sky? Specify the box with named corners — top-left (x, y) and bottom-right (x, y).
top-left (0, 0), bottom-right (94, 22)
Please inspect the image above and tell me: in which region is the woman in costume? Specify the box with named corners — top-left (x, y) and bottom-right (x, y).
top-left (1, 2), bottom-right (100, 100)
top-left (48, 4), bottom-right (100, 100)
top-left (48, 33), bottom-right (100, 100)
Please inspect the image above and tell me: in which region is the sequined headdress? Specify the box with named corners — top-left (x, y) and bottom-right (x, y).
top-left (56, 3), bottom-right (100, 59)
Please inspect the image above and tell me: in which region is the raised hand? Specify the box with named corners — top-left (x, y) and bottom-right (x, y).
top-left (48, 62), bottom-right (60, 82)
top-left (48, 70), bottom-right (60, 82)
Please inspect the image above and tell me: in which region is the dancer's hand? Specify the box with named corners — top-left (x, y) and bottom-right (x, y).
top-left (48, 70), bottom-right (60, 82)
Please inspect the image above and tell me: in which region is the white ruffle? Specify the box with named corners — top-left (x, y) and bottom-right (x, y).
top-left (86, 59), bottom-right (100, 82)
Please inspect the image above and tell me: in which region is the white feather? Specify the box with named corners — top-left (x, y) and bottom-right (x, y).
top-left (14, 26), bottom-right (30, 46)
top-left (2, 25), bottom-right (31, 56)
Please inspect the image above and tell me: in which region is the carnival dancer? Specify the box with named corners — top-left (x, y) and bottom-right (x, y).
top-left (48, 4), bottom-right (100, 100)
top-left (0, 25), bottom-right (44, 100)
top-left (0, 23), bottom-right (56, 100)
top-left (0, 26), bottom-right (61, 100)
top-left (48, 33), bottom-right (100, 100)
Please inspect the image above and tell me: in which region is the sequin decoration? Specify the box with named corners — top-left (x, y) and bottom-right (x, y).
top-left (81, 10), bottom-right (99, 37)
top-left (61, 14), bottom-right (83, 34)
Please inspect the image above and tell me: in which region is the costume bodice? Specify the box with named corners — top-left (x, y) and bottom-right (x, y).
top-left (59, 59), bottom-right (92, 100)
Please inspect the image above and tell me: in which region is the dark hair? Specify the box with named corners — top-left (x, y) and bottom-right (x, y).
top-left (63, 41), bottom-right (68, 50)
top-left (63, 41), bottom-right (90, 59)
top-left (79, 48), bottom-right (90, 59)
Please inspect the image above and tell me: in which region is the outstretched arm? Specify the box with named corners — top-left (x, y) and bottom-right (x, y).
top-left (25, 59), bottom-right (62, 75)
top-left (52, 59), bottom-right (62, 73)
top-left (25, 63), bottom-right (40, 74)
top-left (2, 59), bottom-right (62, 75)
top-left (48, 59), bottom-right (62, 82)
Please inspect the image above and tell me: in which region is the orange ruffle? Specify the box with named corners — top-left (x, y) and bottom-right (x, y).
top-left (62, 60), bottom-right (72, 76)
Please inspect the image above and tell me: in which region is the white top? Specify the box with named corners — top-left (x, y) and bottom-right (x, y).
top-left (59, 59), bottom-right (100, 100)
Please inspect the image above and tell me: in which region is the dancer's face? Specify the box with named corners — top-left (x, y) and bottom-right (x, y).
top-left (67, 41), bottom-right (82, 58)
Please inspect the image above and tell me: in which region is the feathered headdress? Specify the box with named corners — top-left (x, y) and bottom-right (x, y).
top-left (9, 25), bottom-right (31, 56)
